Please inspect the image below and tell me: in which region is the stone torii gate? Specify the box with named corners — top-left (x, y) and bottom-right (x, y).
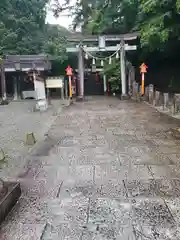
top-left (66, 32), bottom-right (139, 99)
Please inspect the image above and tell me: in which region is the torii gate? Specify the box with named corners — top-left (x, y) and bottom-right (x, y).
top-left (66, 32), bottom-right (139, 100)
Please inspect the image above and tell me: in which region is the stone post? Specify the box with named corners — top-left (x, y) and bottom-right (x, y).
top-left (154, 91), bottom-right (161, 106)
top-left (163, 93), bottom-right (169, 110)
top-left (132, 81), bottom-right (136, 98)
top-left (148, 84), bottom-right (154, 104)
top-left (132, 81), bottom-right (139, 99)
top-left (173, 94), bottom-right (180, 115)
top-left (145, 86), bottom-right (149, 101)
top-left (61, 86), bottom-right (64, 100)
top-left (139, 85), bottom-right (142, 95)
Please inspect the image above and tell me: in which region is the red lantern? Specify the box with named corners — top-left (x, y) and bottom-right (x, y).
top-left (66, 65), bottom-right (73, 76)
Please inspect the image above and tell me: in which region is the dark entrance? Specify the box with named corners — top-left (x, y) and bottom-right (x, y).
top-left (84, 72), bottom-right (104, 96)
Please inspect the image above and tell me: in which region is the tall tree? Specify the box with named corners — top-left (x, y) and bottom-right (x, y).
top-left (0, 0), bottom-right (49, 55)
top-left (0, 0), bottom-right (71, 65)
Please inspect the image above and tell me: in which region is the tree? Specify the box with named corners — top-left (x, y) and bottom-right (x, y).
top-left (0, 0), bottom-right (49, 55)
top-left (0, 0), bottom-right (69, 61)
top-left (43, 24), bottom-right (68, 62)
top-left (102, 59), bottom-right (121, 93)
top-left (53, 0), bottom-right (180, 53)
top-left (137, 0), bottom-right (180, 50)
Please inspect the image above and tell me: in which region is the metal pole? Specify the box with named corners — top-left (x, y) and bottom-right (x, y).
top-left (120, 41), bottom-right (127, 98)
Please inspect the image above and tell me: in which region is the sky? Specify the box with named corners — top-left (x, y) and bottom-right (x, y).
top-left (46, 0), bottom-right (74, 29)
top-left (46, 11), bottom-right (73, 29)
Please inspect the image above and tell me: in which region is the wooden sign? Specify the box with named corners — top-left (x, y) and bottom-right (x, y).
top-left (46, 77), bottom-right (63, 88)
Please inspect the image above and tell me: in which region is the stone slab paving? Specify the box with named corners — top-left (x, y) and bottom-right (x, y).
top-left (2, 96), bottom-right (180, 239)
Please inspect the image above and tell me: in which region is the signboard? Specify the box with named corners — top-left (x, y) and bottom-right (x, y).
top-left (92, 65), bottom-right (96, 73)
top-left (140, 63), bottom-right (148, 73)
top-left (66, 65), bottom-right (73, 76)
top-left (46, 77), bottom-right (63, 88)
top-left (139, 63), bottom-right (148, 96)
top-left (98, 36), bottom-right (106, 50)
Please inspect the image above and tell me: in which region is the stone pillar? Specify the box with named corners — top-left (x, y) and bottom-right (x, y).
top-left (64, 78), bottom-right (68, 99)
top-left (61, 86), bottom-right (64, 100)
top-left (128, 66), bottom-right (135, 96)
top-left (0, 62), bottom-right (7, 104)
top-left (78, 46), bottom-right (84, 100)
top-left (148, 84), bottom-right (154, 104)
top-left (154, 91), bottom-right (161, 106)
top-left (13, 77), bottom-right (18, 100)
top-left (173, 94), bottom-right (180, 114)
top-left (103, 75), bottom-right (107, 94)
top-left (139, 85), bottom-right (142, 95)
top-left (163, 93), bottom-right (169, 110)
top-left (132, 81), bottom-right (138, 98)
top-left (120, 42), bottom-right (127, 98)
top-left (145, 86), bottom-right (149, 101)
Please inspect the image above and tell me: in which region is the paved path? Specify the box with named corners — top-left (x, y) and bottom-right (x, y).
top-left (1, 97), bottom-right (180, 239)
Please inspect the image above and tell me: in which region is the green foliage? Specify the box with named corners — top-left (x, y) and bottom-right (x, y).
top-left (43, 24), bottom-right (68, 62)
top-left (54, 0), bottom-right (180, 54)
top-left (102, 59), bottom-right (121, 92)
top-left (0, 0), bottom-right (69, 62)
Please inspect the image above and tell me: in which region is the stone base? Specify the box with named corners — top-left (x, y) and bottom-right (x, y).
top-left (121, 94), bottom-right (130, 100)
top-left (0, 182), bottom-right (21, 224)
top-left (76, 96), bottom-right (85, 102)
top-left (35, 99), bottom-right (48, 112)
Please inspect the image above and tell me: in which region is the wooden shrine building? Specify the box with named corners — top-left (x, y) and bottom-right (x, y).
top-left (0, 55), bottom-right (51, 100)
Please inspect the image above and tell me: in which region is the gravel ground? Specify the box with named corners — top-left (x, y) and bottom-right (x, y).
top-left (0, 99), bottom-right (69, 180)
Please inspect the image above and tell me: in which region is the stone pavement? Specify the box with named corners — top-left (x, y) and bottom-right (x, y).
top-left (1, 96), bottom-right (180, 239)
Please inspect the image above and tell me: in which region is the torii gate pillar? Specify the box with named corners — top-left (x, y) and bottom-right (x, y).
top-left (120, 41), bottom-right (127, 98)
top-left (77, 46), bottom-right (84, 100)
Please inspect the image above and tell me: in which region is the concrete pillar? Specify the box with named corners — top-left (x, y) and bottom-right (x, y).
top-left (120, 42), bottom-right (127, 98)
top-left (78, 46), bottom-right (84, 100)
